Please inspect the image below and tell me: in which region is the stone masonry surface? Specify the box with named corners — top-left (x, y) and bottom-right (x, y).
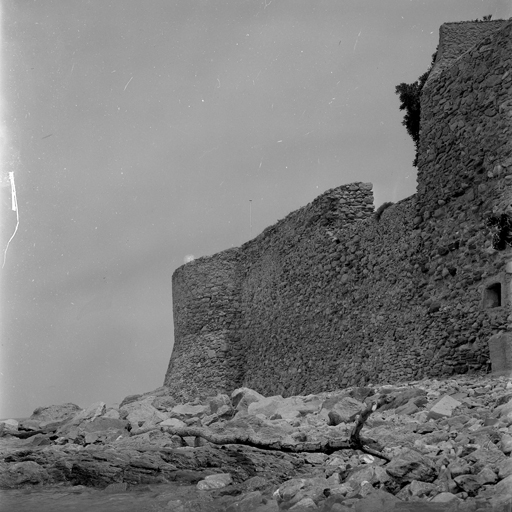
top-left (164, 20), bottom-right (512, 401)
top-left (427, 20), bottom-right (508, 84)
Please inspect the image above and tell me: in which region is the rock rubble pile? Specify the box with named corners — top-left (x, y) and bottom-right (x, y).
top-left (1, 374), bottom-right (512, 511)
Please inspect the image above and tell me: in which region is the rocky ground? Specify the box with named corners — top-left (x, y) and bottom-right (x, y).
top-left (1, 374), bottom-right (512, 511)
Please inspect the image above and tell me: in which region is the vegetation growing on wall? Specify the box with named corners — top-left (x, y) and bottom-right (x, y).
top-left (487, 214), bottom-right (512, 250)
top-left (472, 15), bottom-right (492, 22)
top-left (395, 49), bottom-right (437, 167)
top-left (396, 16), bottom-right (495, 167)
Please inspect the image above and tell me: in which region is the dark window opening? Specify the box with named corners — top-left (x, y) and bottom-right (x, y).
top-left (483, 283), bottom-right (502, 308)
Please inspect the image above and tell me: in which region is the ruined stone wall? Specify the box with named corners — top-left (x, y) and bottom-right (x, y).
top-left (164, 248), bottom-right (245, 399)
top-left (164, 21), bottom-right (512, 398)
top-left (239, 183), bottom-right (375, 396)
top-left (427, 20), bottom-right (508, 84)
top-left (418, 20), bottom-right (512, 211)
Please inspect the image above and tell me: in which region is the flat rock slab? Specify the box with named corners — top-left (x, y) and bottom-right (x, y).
top-left (427, 395), bottom-right (461, 420)
top-left (0, 439), bottom-right (306, 489)
top-left (488, 332), bottom-right (512, 377)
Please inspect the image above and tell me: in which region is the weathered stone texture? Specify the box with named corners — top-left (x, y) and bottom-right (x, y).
top-left (165, 21), bottom-right (512, 398)
top-left (488, 332), bottom-right (512, 377)
top-left (427, 20), bottom-right (509, 85)
top-left (165, 248), bottom-right (244, 399)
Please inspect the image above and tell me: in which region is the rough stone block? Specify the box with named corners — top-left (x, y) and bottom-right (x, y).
top-left (488, 332), bottom-right (512, 378)
top-left (427, 395), bottom-right (461, 419)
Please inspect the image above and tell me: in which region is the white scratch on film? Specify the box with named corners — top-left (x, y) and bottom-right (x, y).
top-left (353, 30), bottom-right (362, 52)
top-left (123, 76), bottom-right (133, 91)
top-left (2, 172), bottom-right (19, 269)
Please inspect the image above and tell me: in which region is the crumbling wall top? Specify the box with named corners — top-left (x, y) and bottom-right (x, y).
top-left (426, 20), bottom-right (508, 87)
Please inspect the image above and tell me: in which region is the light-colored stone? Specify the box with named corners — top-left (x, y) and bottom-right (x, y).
top-left (121, 398), bottom-right (168, 428)
top-left (495, 397), bottom-right (512, 418)
top-left (208, 394), bottom-right (231, 414)
top-left (247, 395), bottom-right (322, 420)
top-left (231, 388), bottom-right (266, 412)
top-left (477, 466), bottom-right (498, 485)
top-left (430, 492), bottom-right (462, 503)
top-left (73, 402), bottom-right (106, 423)
top-left (196, 472), bottom-right (233, 490)
top-left (275, 477), bottom-right (331, 510)
top-left (0, 419), bottom-right (18, 433)
top-left (427, 395), bottom-right (461, 419)
top-left (497, 458), bottom-right (512, 479)
top-left (396, 480), bottom-right (437, 500)
top-left (28, 403), bottom-right (82, 427)
top-left (248, 396), bottom-right (285, 418)
top-left (346, 465), bottom-right (390, 487)
top-left (160, 417), bottom-right (187, 428)
top-left (289, 497), bottom-right (317, 510)
top-left (500, 433), bottom-right (512, 454)
top-left (103, 409), bottom-right (120, 420)
top-left (453, 474), bottom-right (481, 494)
top-left (491, 473), bottom-right (512, 508)
top-left (489, 333), bottom-right (512, 378)
top-left (169, 403), bottom-right (209, 420)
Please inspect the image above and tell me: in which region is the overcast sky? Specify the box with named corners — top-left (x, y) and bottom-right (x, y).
top-left (1, 0), bottom-right (511, 419)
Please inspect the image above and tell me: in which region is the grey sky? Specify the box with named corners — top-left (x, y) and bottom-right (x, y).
top-left (1, 0), bottom-right (511, 419)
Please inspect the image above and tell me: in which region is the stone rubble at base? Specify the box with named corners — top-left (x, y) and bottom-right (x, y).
top-left (1, 373), bottom-right (512, 511)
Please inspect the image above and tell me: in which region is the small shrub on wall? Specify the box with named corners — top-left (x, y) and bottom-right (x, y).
top-left (395, 48), bottom-right (437, 167)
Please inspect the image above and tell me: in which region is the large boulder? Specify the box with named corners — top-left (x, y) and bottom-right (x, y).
top-left (0, 419), bottom-right (19, 435)
top-left (345, 464), bottom-right (391, 488)
top-left (378, 387), bottom-right (427, 412)
top-left (56, 415), bottom-right (130, 444)
top-left (386, 449), bottom-right (438, 484)
top-left (494, 397), bottom-right (512, 421)
top-left (119, 386), bottom-right (174, 409)
top-left (208, 394), bottom-right (231, 413)
top-left (321, 396), bottom-right (364, 426)
top-left (81, 417), bottom-right (129, 444)
top-left (196, 472), bottom-right (233, 490)
top-left (22, 403), bottom-right (82, 431)
top-left (353, 488), bottom-right (401, 512)
top-left (231, 388), bottom-right (266, 412)
top-left (71, 402), bottom-right (107, 424)
top-left (160, 417), bottom-right (187, 428)
top-left (169, 403), bottom-right (209, 421)
top-left (0, 461), bottom-right (50, 487)
top-left (245, 394), bottom-right (324, 421)
top-left (247, 396), bottom-right (285, 419)
top-left (208, 414), bottom-right (296, 449)
top-left (490, 474), bottom-right (512, 509)
top-left (151, 396), bottom-right (177, 411)
top-left (274, 477), bottom-right (331, 510)
top-left (202, 396), bottom-right (234, 426)
top-left (497, 458), bottom-right (512, 479)
top-left (120, 397), bottom-right (168, 429)
top-left (119, 394), bottom-right (142, 408)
